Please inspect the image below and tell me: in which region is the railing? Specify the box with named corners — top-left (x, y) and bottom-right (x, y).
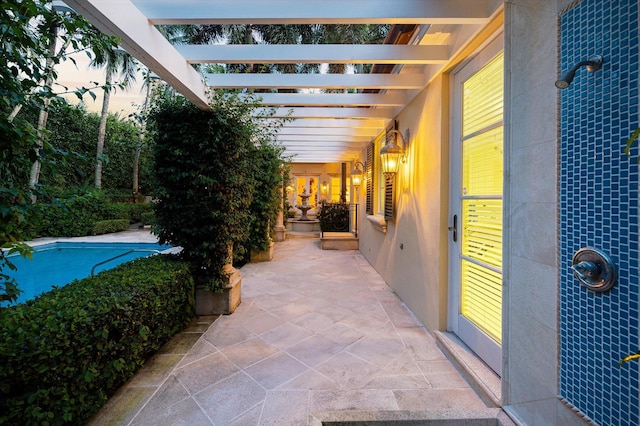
top-left (318, 202), bottom-right (358, 238)
top-left (90, 249), bottom-right (162, 277)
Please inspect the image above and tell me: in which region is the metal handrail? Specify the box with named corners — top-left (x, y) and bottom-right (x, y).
top-left (91, 249), bottom-right (162, 277)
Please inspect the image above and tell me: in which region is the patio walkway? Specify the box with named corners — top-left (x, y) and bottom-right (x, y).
top-left (88, 234), bottom-right (509, 425)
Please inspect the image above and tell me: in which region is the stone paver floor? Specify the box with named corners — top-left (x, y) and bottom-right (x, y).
top-left (88, 235), bottom-right (503, 425)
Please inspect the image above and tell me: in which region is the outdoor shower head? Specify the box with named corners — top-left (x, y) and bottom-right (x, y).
top-left (555, 55), bottom-right (603, 89)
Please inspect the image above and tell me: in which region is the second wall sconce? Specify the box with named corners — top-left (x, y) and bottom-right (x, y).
top-left (380, 127), bottom-right (406, 177)
top-left (351, 161), bottom-right (364, 186)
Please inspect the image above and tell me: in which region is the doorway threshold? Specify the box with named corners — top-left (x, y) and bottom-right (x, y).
top-left (434, 331), bottom-right (502, 408)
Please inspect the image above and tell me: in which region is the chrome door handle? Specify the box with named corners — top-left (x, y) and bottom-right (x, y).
top-left (448, 214), bottom-right (457, 242)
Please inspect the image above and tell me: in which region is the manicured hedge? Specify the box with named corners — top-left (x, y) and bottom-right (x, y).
top-left (40, 192), bottom-right (110, 237)
top-left (140, 211), bottom-right (155, 226)
top-left (0, 255), bottom-right (194, 425)
top-left (40, 195), bottom-right (154, 237)
top-left (93, 219), bottom-right (130, 235)
top-left (105, 202), bottom-right (153, 224)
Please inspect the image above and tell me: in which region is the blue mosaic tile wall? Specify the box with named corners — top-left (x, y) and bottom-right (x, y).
top-left (559, 1), bottom-right (640, 424)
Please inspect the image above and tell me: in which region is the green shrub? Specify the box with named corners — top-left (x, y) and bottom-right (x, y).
top-left (103, 202), bottom-right (132, 221)
top-left (128, 203), bottom-right (153, 223)
top-left (93, 219), bottom-right (130, 235)
top-left (151, 97), bottom-right (255, 290)
top-left (103, 202), bottom-right (153, 224)
top-left (103, 188), bottom-right (134, 203)
top-left (0, 255), bottom-right (194, 426)
top-left (140, 211), bottom-right (155, 226)
top-left (317, 201), bottom-right (350, 232)
top-left (39, 191), bottom-right (110, 237)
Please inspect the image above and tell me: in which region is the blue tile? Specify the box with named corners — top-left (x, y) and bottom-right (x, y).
top-left (559, 0), bottom-right (639, 424)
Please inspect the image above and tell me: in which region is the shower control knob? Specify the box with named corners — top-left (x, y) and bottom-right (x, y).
top-left (571, 247), bottom-right (617, 292)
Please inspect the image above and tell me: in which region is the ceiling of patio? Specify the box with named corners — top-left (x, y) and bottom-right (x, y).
top-left (63, 0), bottom-right (502, 163)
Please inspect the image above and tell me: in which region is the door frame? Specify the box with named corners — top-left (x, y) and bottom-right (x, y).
top-left (447, 34), bottom-right (504, 376)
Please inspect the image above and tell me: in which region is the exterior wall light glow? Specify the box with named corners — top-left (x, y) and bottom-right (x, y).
top-left (351, 161), bottom-right (364, 186)
top-left (321, 181), bottom-right (328, 194)
top-left (380, 129), bottom-right (406, 177)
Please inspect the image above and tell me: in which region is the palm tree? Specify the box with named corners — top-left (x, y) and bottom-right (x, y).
top-left (132, 69), bottom-right (160, 200)
top-left (315, 24), bottom-right (390, 92)
top-left (90, 48), bottom-right (137, 188)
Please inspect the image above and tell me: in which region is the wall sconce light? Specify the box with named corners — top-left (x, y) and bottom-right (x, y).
top-left (380, 129), bottom-right (406, 177)
top-left (285, 185), bottom-right (294, 193)
top-left (555, 54), bottom-right (603, 89)
top-left (351, 161), bottom-right (364, 186)
top-left (321, 181), bottom-right (328, 194)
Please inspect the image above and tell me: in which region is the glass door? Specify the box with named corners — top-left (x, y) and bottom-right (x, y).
top-left (449, 37), bottom-right (504, 375)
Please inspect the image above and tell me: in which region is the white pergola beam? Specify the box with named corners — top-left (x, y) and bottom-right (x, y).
top-left (277, 135), bottom-right (370, 143)
top-left (178, 44), bottom-right (449, 65)
top-left (265, 107), bottom-right (395, 119)
top-left (280, 119), bottom-right (387, 129)
top-left (135, 0), bottom-right (492, 25)
top-left (289, 157), bottom-right (357, 163)
top-left (278, 127), bottom-right (379, 137)
top-left (284, 147), bottom-right (364, 152)
top-left (64, 0), bottom-right (209, 109)
top-left (204, 73), bottom-right (426, 89)
top-left (252, 93), bottom-right (406, 107)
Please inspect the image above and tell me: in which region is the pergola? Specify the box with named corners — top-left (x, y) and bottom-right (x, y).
top-left (63, 0), bottom-right (501, 163)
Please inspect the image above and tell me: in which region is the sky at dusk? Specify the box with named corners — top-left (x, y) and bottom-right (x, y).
top-left (55, 51), bottom-right (146, 117)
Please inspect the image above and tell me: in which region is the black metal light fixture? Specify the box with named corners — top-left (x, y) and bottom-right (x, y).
top-left (380, 129), bottom-right (405, 177)
top-left (555, 54), bottom-right (603, 89)
top-left (351, 161), bottom-right (364, 186)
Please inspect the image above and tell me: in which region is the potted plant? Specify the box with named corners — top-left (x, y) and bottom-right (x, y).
top-left (150, 96), bottom-right (257, 314)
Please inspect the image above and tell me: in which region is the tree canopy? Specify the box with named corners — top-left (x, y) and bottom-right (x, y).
top-left (0, 0), bottom-right (119, 302)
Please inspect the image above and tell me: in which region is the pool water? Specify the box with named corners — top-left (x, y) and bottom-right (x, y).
top-left (4, 242), bottom-right (171, 305)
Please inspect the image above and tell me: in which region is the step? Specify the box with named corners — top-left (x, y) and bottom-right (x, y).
top-left (320, 232), bottom-right (359, 250)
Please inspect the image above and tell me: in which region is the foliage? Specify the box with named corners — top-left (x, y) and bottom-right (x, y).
top-left (0, 0), bottom-right (119, 302)
top-left (140, 211), bottom-right (156, 226)
top-left (620, 351), bottom-right (640, 367)
top-left (624, 128), bottom-right (640, 163)
top-left (39, 191), bottom-right (152, 237)
top-left (621, 128), bottom-right (640, 365)
top-left (0, 254), bottom-right (194, 425)
top-left (243, 126), bottom-right (287, 255)
top-left (150, 94), bottom-right (287, 289)
top-left (104, 202), bottom-right (153, 223)
top-left (39, 191), bottom-right (110, 237)
top-left (93, 219), bottom-right (129, 235)
top-left (35, 103), bottom-right (147, 191)
top-left (317, 201), bottom-right (351, 232)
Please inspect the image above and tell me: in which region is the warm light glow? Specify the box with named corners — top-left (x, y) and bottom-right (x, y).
top-left (321, 181), bottom-right (328, 194)
top-left (380, 129), bottom-right (405, 176)
top-left (382, 157), bottom-right (398, 172)
top-left (351, 161), bottom-right (364, 186)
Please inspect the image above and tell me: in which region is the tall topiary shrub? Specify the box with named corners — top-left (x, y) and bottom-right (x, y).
top-left (243, 129), bottom-right (288, 257)
top-left (151, 95), bottom-right (285, 290)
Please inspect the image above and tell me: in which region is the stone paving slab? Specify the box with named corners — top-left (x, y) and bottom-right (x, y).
top-left (88, 237), bottom-right (502, 425)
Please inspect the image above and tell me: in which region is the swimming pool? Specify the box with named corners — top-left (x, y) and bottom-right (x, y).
top-left (4, 242), bottom-right (171, 305)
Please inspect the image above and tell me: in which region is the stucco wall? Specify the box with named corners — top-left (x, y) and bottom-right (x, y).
top-left (358, 76), bottom-right (448, 332)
